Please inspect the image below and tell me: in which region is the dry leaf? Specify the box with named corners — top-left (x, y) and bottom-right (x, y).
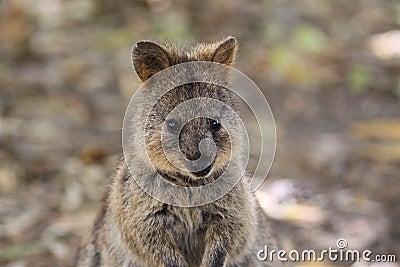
top-left (349, 120), bottom-right (400, 141)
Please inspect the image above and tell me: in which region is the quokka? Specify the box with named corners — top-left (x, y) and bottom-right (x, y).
top-left (75, 37), bottom-right (279, 267)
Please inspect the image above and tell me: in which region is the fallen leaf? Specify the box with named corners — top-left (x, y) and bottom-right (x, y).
top-left (349, 120), bottom-right (400, 141)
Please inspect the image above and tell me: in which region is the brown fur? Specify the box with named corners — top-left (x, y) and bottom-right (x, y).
top-left (75, 37), bottom-right (279, 267)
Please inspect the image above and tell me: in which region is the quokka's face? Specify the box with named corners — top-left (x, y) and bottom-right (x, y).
top-left (131, 37), bottom-right (239, 182)
top-left (144, 84), bottom-right (238, 180)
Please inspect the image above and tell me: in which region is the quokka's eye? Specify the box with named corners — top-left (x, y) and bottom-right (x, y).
top-left (166, 118), bottom-right (180, 134)
top-left (211, 119), bottom-right (222, 133)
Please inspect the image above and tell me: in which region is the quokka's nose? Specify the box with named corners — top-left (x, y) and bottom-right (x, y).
top-left (182, 138), bottom-right (216, 177)
top-left (181, 147), bottom-right (201, 161)
top-left (181, 137), bottom-right (216, 160)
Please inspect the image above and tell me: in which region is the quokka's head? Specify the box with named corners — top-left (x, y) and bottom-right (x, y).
top-left (131, 37), bottom-right (243, 184)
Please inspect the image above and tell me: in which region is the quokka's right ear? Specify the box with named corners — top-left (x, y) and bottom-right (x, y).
top-left (131, 41), bottom-right (171, 82)
top-left (212, 36), bottom-right (238, 66)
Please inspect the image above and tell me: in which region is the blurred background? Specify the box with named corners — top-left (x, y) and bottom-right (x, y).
top-left (0, 0), bottom-right (399, 266)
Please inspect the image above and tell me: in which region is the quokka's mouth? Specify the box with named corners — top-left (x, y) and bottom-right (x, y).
top-left (191, 164), bottom-right (213, 177)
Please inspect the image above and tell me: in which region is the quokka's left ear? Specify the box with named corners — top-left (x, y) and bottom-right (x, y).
top-left (211, 36), bottom-right (238, 66)
top-left (131, 41), bottom-right (171, 82)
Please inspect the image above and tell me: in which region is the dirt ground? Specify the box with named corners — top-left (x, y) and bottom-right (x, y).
top-left (0, 0), bottom-right (399, 266)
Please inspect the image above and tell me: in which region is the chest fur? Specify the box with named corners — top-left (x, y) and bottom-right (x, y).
top-left (149, 205), bottom-right (208, 264)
